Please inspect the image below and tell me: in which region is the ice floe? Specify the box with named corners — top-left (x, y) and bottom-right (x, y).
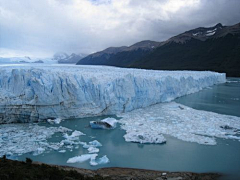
top-left (119, 102), bottom-right (240, 145)
top-left (0, 64), bottom-right (225, 123)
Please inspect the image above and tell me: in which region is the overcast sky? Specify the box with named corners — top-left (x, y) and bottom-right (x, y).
top-left (0, 0), bottom-right (240, 58)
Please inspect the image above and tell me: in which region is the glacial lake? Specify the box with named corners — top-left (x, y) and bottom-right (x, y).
top-left (15, 78), bottom-right (240, 180)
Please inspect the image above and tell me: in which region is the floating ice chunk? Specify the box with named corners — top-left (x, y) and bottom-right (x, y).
top-left (63, 130), bottom-right (85, 139)
top-left (59, 150), bottom-right (66, 153)
top-left (90, 118), bottom-right (118, 129)
top-left (81, 140), bottom-right (102, 149)
top-left (90, 121), bottom-right (111, 129)
top-left (67, 154), bottom-right (98, 164)
top-left (101, 118), bottom-right (118, 128)
top-left (33, 147), bottom-right (45, 156)
top-left (89, 155), bottom-right (110, 166)
top-left (88, 147), bottom-right (99, 153)
top-left (89, 140), bottom-right (102, 147)
top-left (57, 126), bottom-right (72, 133)
top-left (97, 155), bottom-right (110, 165)
top-left (90, 158), bottom-right (98, 166)
top-left (71, 130), bottom-right (85, 137)
top-left (62, 130), bottom-right (85, 146)
top-left (47, 118), bottom-right (62, 124)
top-left (48, 144), bottom-right (60, 151)
top-left (61, 139), bottom-right (74, 145)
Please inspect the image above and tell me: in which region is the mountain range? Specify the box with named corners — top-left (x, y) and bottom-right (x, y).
top-left (53, 52), bottom-right (87, 64)
top-left (77, 22), bottom-right (240, 77)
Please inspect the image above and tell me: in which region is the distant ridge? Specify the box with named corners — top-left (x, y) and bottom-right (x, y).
top-left (77, 22), bottom-right (240, 77)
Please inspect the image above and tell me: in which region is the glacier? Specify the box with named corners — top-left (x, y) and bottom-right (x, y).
top-left (0, 64), bottom-right (226, 123)
top-left (119, 102), bottom-right (240, 145)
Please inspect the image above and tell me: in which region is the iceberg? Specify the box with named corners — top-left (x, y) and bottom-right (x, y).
top-left (0, 64), bottom-right (225, 123)
top-left (119, 102), bottom-right (240, 145)
top-left (90, 118), bottom-right (118, 129)
top-left (96, 155), bottom-right (110, 165)
top-left (87, 147), bottom-right (99, 153)
top-left (67, 154), bottom-right (98, 164)
top-left (89, 140), bottom-right (102, 147)
top-left (81, 140), bottom-right (102, 149)
top-left (67, 154), bottom-right (109, 166)
top-left (63, 130), bottom-right (85, 140)
top-left (47, 118), bottom-right (62, 124)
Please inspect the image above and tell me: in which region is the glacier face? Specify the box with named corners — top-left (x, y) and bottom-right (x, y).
top-left (0, 64), bottom-right (226, 123)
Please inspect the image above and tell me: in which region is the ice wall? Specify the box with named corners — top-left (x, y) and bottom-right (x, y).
top-left (0, 64), bottom-right (226, 123)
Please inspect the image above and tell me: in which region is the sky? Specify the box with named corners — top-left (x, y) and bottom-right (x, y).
top-left (0, 0), bottom-right (240, 58)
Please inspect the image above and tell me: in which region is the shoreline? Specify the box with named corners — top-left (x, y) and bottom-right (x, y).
top-left (0, 157), bottom-right (221, 180)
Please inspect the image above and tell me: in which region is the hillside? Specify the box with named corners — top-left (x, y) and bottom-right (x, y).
top-left (77, 23), bottom-right (240, 77)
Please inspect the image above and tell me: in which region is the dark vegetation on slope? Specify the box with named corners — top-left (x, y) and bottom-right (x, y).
top-left (0, 156), bottom-right (103, 180)
top-left (77, 23), bottom-right (240, 77)
top-left (130, 33), bottom-right (240, 77)
top-left (0, 157), bottom-right (221, 180)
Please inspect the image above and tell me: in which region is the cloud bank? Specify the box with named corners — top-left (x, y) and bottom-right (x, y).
top-left (0, 0), bottom-right (240, 57)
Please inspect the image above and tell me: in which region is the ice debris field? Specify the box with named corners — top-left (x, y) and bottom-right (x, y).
top-left (0, 122), bottom-right (110, 166)
top-left (119, 102), bottom-right (240, 145)
top-left (0, 64), bottom-right (225, 123)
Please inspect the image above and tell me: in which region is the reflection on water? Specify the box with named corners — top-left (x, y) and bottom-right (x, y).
top-left (17, 78), bottom-right (240, 180)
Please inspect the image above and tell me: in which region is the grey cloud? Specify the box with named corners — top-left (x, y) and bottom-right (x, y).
top-left (0, 0), bottom-right (239, 57)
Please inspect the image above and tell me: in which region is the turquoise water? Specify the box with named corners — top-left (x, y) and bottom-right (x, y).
top-left (18, 78), bottom-right (240, 180)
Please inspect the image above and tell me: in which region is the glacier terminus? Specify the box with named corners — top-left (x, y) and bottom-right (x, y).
top-left (0, 64), bottom-right (226, 124)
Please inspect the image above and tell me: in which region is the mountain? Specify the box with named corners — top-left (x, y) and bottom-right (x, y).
top-left (77, 23), bottom-right (240, 77)
top-left (53, 52), bottom-right (87, 64)
top-left (0, 56), bottom-right (55, 64)
top-left (77, 40), bottom-right (161, 67)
